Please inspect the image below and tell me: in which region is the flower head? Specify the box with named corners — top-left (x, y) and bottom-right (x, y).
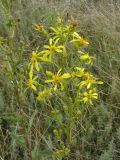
top-left (79, 51), bottom-right (95, 65)
top-left (71, 32), bottom-right (89, 47)
top-left (73, 67), bottom-right (85, 77)
top-left (81, 88), bottom-right (98, 105)
top-left (34, 24), bottom-right (44, 32)
top-left (79, 72), bottom-right (103, 89)
top-left (44, 38), bottom-right (64, 53)
top-left (42, 38), bottom-right (64, 61)
top-left (45, 68), bottom-right (71, 91)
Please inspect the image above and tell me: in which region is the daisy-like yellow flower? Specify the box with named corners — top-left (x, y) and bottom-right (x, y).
top-left (37, 89), bottom-right (52, 101)
top-left (45, 68), bottom-right (71, 91)
top-left (79, 73), bottom-right (103, 89)
top-left (27, 64), bottom-right (38, 91)
top-left (34, 24), bottom-right (44, 32)
top-left (71, 67), bottom-right (85, 78)
top-left (73, 67), bottom-right (85, 77)
top-left (42, 38), bottom-right (65, 61)
top-left (79, 51), bottom-right (95, 65)
top-left (30, 50), bottom-right (52, 71)
top-left (81, 88), bottom-right (98, 105)
top-left (71, 32), bottom-right (89, 47)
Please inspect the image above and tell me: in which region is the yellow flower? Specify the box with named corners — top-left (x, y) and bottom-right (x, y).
top-left (27, 64), bottom-right (38, 91)
top-left (30, 50), bottom-right (51, 71)
top-left (42, 38), bottom-right (64, 61)
top-left (80, 73), bottom-right (103, 89)
top-left (34, 24), bottom-right (44, 32)
top-left (45, 68), bottom-right (71, 91)
top-left (73, 67), bottom-right (85, 77)
top-left (79, 51), bottom-right (95, 65)
top-left (37, 89), bottom-right (52, 101)
top-left (44, 38), bottom-right (64, 53)
top-left (71, 32), bottom-right (89, 47)
top-left (30, 51), bottom-right (41, 71)
top-left (82, 88), bottom-right (98, 105)
top-left (80, 79), bottom-right (95, 89)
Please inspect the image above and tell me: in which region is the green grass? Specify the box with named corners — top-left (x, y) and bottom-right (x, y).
top-left (0, 0), bottom-right (120, 159)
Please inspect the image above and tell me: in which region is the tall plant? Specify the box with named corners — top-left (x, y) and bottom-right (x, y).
top-left (27, 17), bottom-right (103, 159)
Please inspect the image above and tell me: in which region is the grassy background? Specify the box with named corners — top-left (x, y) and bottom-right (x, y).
top-left (0, 0), bottom-right (120, 159)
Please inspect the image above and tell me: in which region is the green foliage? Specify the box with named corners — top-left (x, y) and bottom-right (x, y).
top-left (0, 0), bottom-right (120, 159)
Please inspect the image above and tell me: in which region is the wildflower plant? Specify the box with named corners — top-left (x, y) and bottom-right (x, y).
top-left (27, 17), bottom-right (103, 160)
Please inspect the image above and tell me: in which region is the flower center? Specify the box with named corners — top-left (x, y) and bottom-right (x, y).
top-left (28, 79), bottom-right (33, 86)
top-left (53, 75), bottom-right (61, 84)
top-left (50, 46), bottom-right (56, 52)
top-left (79, 38), bottom-right (88, 46)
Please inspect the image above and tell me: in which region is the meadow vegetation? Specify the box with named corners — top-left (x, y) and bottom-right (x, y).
top-left (0, 0), bottom-right (120, 160)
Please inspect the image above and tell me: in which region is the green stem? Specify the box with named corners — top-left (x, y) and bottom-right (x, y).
top-left (67, 123), bottom-right (72, 146)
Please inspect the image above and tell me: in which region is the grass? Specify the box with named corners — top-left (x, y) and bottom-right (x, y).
top-left (0, 0), bottom-right (120, 159)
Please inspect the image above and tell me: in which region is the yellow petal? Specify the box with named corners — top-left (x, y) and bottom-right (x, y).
top-left (49, 38), bottom-right (53, 45)
top-left (54, 38), bottom-right (60, 45)
top-left (79, 81), bottom-right (85, 88)
top-left (46, 71), bottom-right (53, 77)
top-left (50, 27), bottom-right (57, 32)
top-left (57, 68), bottom-right (62, 75)
top-left (87, 83), bottom-right (91, 89)
top-left (44, 45), bottom-right (50, 49)
top-left (74, 67), bottom-right (84, 71)
top-left (56, 49), bottom-right (62, 53)
top-left (35, 61), bottom-right (40, 71)
top-left (39, 56), bottom-right (51, 62)
top-left (97, 81), bottom-right (104, 84)
top-left (54, 84), bottom-right (58, 91)
top-left (31, 85), bottom-right (37, 91)
top-left (58, 46), bottom-right (65, 49)
top-left (89, 100), bottom-right (93, 105)
top-left (29, 64), bottom-right (34, 79)
top-left (70, 39), bottom-right (77, 43)
top-left (60, 82), bottom-right (64, 91)
top-left (80, 54), bottom-right (89, 60)
top-left (73, 32), bottom-right (80, 38)
top-left (33, 76), bottom-right (38, 81)
top-left (45, 79), bottom-right (54, 83)
top-left (83, 97), bottom-right (88, 103)
top-left (61, 73), bottom-right (71, 79)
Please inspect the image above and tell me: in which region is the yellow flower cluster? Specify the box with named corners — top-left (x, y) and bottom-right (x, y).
top-left (27, 17), bottom-right (103, 159)
top-left (28, 17), bottom-right (103, 104)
